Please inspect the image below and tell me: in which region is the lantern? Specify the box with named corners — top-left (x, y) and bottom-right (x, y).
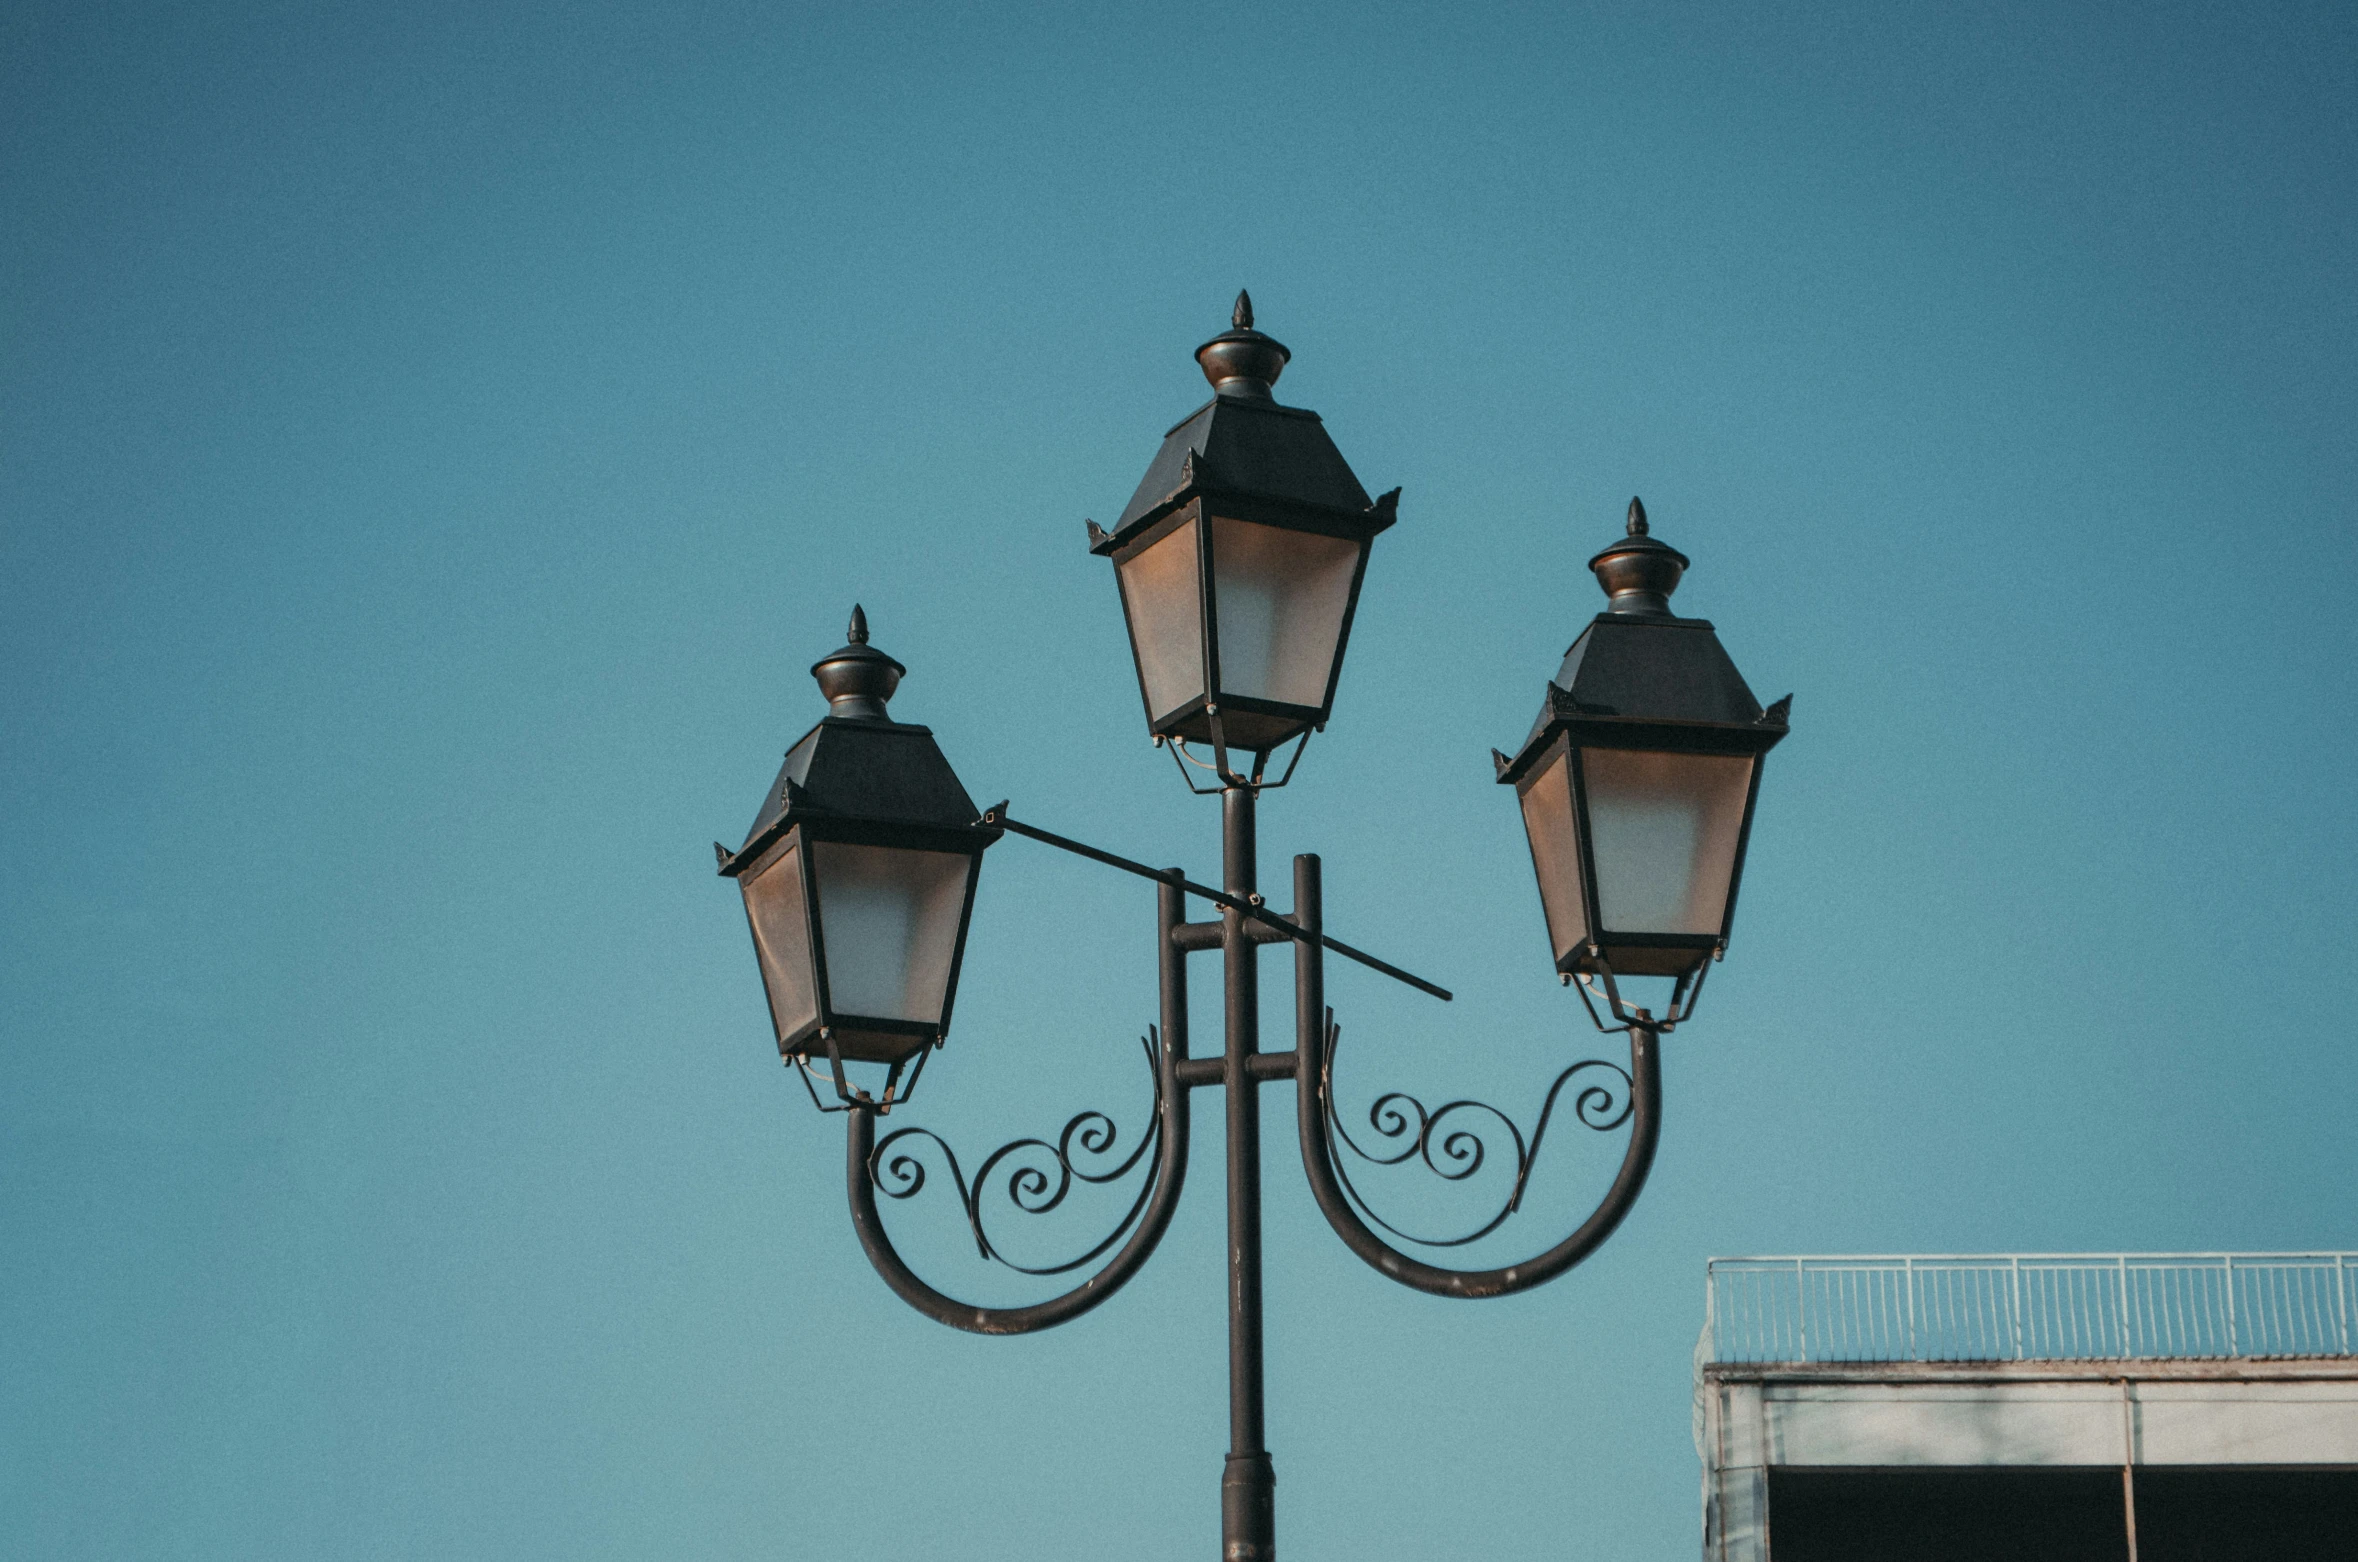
top-left (716, 607), bottom-right (998, 1077)
top-left (1495, 500), bottom-right (1789, 979)
top-left (1089, 293), bottom-right (1397, 763)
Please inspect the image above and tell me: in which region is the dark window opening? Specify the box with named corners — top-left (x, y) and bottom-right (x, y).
top-left (1766, 1466), bottom-right (2358, 1562)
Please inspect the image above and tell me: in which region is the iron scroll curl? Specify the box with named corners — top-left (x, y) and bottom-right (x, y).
top-left (1288, 851), bottom-right (1667, 1300)
top-left (841, 860), bottom-right (1198, 1338)
top-left (868, 1033), bottom-right (1168, 1277)
top-left (845, 1020), bottom-right (1191, 1336)
top-left (1321, 1026), bottom-right (1636, 1250)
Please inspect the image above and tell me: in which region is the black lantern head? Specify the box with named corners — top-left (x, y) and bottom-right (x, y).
top-left (716, 607), bottom-right (999, 1088)
top-left (1494, 500), bottom-right (1789, 981)
top-left (1089, 292), bottom-right (1398, 770)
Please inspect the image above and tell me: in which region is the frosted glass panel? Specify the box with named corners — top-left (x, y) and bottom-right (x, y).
top-left (1117, 518), bottom-right (1206, 722)
top-left (741, 843), bottom-right (819, 1042)
top-left (810, 842), bottom-right (972, 1025)
top-left (1209, 517), bottom-right (1359, 709)
top-left (1580, 748), bottom-right (1753, 935)
top-left (1518, 747), bottom-right (1588, 963)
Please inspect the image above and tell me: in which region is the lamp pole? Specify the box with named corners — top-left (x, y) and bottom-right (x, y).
top-left (1221, 782), bottom-right (1274, 1558)
top-left (716, 298), bottom-right (1789, 1561)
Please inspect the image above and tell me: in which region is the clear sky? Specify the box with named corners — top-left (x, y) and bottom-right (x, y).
top-left (4, 2), bottom-right (2353, 1558)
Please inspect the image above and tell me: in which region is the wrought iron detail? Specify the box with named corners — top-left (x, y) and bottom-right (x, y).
top-left (868, 1031), bottom-right (1166, 1276)
top-left (1321, 1016), bottom-right (1635, 1249)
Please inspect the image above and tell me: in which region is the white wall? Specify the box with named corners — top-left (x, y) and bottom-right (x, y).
top-left (1695, 1360), bottom-right (2358, 1562)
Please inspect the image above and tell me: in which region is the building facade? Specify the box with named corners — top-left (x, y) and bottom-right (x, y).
top-left (1694, 1254), bottom-right (2358, 1561)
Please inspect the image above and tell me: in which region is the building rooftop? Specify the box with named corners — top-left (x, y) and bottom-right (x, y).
top-left (1694, 1254), bottom-right (2358, 1560)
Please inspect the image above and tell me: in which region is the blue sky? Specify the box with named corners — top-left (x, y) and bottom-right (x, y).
top-left (3, 2), bottom-right (2353, 1557)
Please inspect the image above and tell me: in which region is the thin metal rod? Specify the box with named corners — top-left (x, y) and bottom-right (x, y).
top-left (2120, 1378), bottom-right (2140, 1562)
top-left (979, 804), bottom-right (1451, 1002)
top-left (1289, 852), bottom-right (1664, 1299)
top-left (837, 881), bottom-right (1193, 1335)
top-left (1220, 784), bottom-right (1275, 1562)
top-left (2339, 1253), bottom-right (2349, 1357)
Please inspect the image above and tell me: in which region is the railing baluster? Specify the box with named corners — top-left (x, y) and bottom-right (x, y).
top-left (2011, 1256), bottom-right (2024, 1361)
top-left (1796, 1257), bottom-right (1808, 1364)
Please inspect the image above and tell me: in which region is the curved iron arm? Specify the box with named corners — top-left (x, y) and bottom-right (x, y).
top-left (1287, 853), bottom-right (1664, 1299)
top-left (842, 877), bottom-right (1195, 1335)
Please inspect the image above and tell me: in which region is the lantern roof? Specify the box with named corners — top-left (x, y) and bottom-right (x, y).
top-left (1497, 502), bottom-right (1790, 783)
top-left (718, 608), bottom-right (987, 876)
top-left (1092, 293), bottom-right (1387, 552)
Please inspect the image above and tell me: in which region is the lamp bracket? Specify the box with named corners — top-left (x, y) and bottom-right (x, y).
top-left (1319, 1009), bottom-right (1638, 1248)
top-left (1569, 955), bottom-right (1710, 1035)
top-left (868, 1030), bottom-right (1168, 1273)
top-left (789, 1033), bottom-right (933, 1115)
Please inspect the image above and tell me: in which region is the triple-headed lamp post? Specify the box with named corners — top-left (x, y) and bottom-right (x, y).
top-left (713, 295), bottom-right (1789, 1561)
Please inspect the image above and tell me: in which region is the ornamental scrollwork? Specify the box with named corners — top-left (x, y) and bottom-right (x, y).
top-left (1321, 1016), bottom-right (1635, 1249)
top-left (868, 1030), bottom-right (1165, 1277)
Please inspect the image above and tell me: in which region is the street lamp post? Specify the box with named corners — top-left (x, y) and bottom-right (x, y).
top-left (713, 297), bottom-right (1790, 1562)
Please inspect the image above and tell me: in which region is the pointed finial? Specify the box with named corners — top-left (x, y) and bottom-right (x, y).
top-left (811, 607), bottom-right (903, 720)
top-left (1589, 497), bottom-right (1689, 616)
top-left (1197, 293), bottom-right (1289, 397)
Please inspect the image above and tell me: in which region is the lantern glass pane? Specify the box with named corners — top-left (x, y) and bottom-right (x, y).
top-left (741, 842), bottom-right (819, 1043)
top-left (1518, 745), bottom-right (1589, 963)
top-left (1209, 516), bottom-right (1359, 709)
top-left (1579, 748), bottom-right (1754, 935)
top-left (1117, 517), bottom-right (1206, 723)
top-left (810, 841), bottom-right (973, 1025)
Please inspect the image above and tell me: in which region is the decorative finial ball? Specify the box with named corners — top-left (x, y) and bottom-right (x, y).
top-left (1196, 290), bottom-right (1290, 396)
top-left (810, 606), bottom-right (905, 718)
top-left (1589, 497), bottom-right (1689, 616)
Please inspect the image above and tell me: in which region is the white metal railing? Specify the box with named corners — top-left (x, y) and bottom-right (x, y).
top-left (1704, 1253), bottom-right (2357, 1364)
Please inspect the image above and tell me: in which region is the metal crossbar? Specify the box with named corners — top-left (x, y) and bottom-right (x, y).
top-left (1704, 1253), bottom-right (2357, 1364)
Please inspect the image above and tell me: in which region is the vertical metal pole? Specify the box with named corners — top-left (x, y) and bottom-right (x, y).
top-left (2337, 1254), bottom-right (2349, 1357)
top-left (2116, 1255), bottom-right (2130, 1360)
top-left (1219, 783), bottom-right (1274, 1562)
top-left (2225, 1255), bottom-right (2239, 1359)
top-left (1291, 852), bottom-right (1324, 1158)
top-left (1796, 1257), bottom-right (1808, 1363)
top-left (2010, 1256), bottom-right (2023, 1360)
top-left (1704, 1261), bottom-right (1718, 1367)
top-left (2118, 1378), bottom-right (2140, 1562)
top-left (1162, 868), bottom-right (1189, 1125)
top-left (1905, 1257), bottom-right (1916, 1362)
